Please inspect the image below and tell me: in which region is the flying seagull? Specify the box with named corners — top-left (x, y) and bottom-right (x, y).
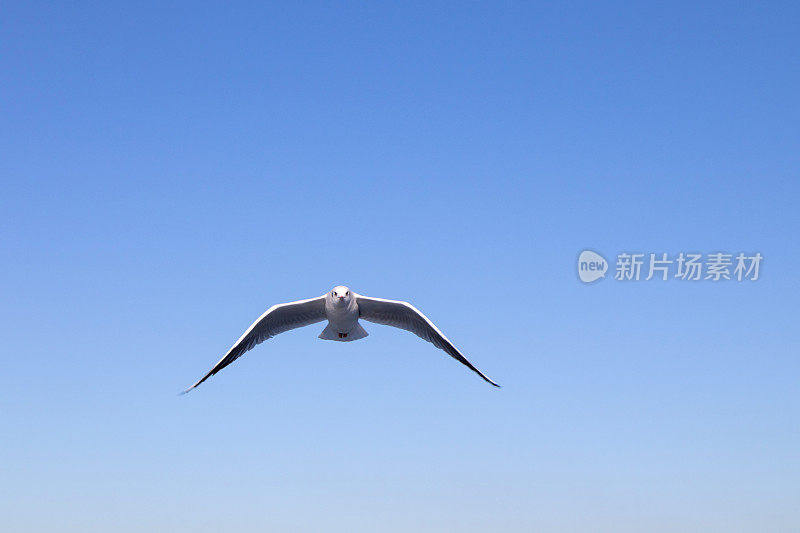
top-left (184, 286), bottom-right (499, 392)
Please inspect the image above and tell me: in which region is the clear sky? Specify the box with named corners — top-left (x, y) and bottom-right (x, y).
top-left (1, 2), bottom-right (798, 532)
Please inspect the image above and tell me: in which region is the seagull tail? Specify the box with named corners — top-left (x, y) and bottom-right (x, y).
top-left (318, 322), bottom-right (369, 342)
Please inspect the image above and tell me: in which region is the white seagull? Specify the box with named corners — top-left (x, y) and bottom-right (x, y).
top-left (184, 286), bottom-right (499, 392)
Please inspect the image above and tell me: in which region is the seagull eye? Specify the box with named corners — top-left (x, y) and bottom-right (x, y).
top-left (345, 291), bottom-right (349, 296)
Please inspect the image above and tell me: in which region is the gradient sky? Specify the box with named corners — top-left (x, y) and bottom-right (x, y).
top-left (1, 2), bottom-right (799, 532)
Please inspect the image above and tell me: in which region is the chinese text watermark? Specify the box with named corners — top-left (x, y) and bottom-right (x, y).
top-left (578, 251), bottom-right (762, 283)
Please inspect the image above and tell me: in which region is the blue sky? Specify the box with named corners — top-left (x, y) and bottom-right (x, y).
top-left (1, 2), bottom-right (798, 531)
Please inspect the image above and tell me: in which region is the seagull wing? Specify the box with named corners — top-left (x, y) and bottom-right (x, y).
top-left (355, 294), bottom-right (499, 387)
top-left (184, 295), bottom-right (327, 392)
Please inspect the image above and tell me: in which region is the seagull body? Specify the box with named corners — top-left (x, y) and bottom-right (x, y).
top-left (184, 286), bottom-right (498, 392)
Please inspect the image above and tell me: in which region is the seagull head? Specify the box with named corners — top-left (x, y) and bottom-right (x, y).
top-left (330, 285), bottom-right (352, 306)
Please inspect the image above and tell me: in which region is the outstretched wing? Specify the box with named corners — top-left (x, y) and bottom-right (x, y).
top-left (184, 296), bottom-right (327, 392)
top-left (355, 294), bottom-right (499, 387)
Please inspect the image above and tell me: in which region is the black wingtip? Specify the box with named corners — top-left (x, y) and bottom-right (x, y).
top-left (480, 374), bottom-right (500, 387)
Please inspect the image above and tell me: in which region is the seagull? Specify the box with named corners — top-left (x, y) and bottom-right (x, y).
top-left (183, 286), bottom-right (499, 392)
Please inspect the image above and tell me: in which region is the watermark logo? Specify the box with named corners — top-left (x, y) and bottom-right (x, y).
top-left (577, 250), bottom-right (763, 283)
top-left (578, 250), bottom-right (608, 283)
